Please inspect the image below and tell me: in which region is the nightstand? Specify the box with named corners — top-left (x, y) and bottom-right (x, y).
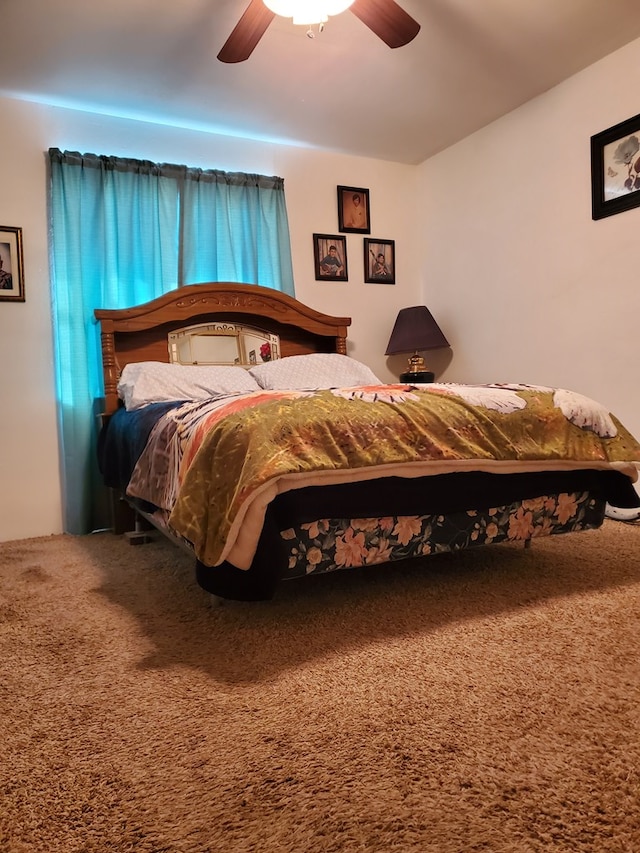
top-left (400, 370), bottom-right (434, 384)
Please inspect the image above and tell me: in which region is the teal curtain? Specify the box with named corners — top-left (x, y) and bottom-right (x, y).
top-left (182, 168), bottom-right (294, 293)
top-left (48, 149), bottom-right (294, 534)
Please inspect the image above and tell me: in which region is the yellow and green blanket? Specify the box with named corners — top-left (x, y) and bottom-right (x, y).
top-left (125, 383), bottom-right (640, 569)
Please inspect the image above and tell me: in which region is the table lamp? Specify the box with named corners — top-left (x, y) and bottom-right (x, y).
top-left (385, 305), bottom-right (450, 383)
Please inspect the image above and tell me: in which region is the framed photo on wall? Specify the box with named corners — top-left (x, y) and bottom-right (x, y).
top-left (337, 185), bottom-right (370, 233)
top-left (0, 226), bottom-right (24, 302)
top-left (364, 238), bottom-right (395, 284)
top-left (313, 233), bottom-right (348, 281)
top-left (591, 112), bottom-right (640, 220)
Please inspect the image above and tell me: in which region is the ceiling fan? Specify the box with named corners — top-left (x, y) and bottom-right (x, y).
top-left (217, 0), bottom-right (420, 63)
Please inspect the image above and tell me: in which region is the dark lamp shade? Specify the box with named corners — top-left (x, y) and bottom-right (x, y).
top-left (385, 306), bottom-right (449, 355)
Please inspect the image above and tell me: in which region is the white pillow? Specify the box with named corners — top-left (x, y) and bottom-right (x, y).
top-left (118, 361), bottom-right (260, 410)
top-left (248, 353), bottom-right (381, 390)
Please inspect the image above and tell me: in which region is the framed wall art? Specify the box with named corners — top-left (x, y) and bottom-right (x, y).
top-left (591, 112), bottom-right (640, 220)
top-left (0, 226), bottom-right (24, 302)
top-left (364, 238), bottom-right (395, 284)
top-left (337, 185), bottom-right (370, 233)
top-left (313, 233), bottom-right (348, 281)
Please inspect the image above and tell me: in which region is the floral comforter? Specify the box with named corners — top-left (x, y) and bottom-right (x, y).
top-left (125, 383), bottom-right (640, 569)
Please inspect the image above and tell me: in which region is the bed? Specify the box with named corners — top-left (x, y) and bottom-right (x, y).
top-left (95, 282), bottom-right (640, 600)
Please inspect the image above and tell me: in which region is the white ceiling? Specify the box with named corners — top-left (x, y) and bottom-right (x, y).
top-left (2, 0), bottom-right (640, 165)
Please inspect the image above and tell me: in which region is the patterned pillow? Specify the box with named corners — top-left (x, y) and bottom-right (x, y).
top-left (118, 361), bottom-right (260, 410)
top-left (248, 353), bottom-right (381, 390)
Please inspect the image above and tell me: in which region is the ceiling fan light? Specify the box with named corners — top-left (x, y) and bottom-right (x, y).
top-left (263, 0), bottom-right (354, 25)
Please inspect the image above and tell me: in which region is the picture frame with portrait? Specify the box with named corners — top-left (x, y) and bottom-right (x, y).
top-left (364, 238), bottom-right (395, 284)
top-left (313, 233), bottom-right (348, 281)
top-left (337, 185), bottom-right (370, 234)
top-left (0, 226), bottom-right (25, 302)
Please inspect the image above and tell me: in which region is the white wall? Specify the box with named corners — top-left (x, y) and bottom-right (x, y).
top-left (418, 38), bottom-right (640, 451)
top-left (0, 98), bottom-right (420, 542)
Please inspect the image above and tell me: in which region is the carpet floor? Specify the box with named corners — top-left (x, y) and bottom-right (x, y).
top-left (1, 521), bottom-right (639, 852)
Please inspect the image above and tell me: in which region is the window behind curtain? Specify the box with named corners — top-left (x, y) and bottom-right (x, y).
top-left (48, 148), bottom-right (295, 534)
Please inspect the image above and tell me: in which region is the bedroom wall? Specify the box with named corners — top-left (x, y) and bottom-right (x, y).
top-left (3, 33), bottom-right (640, 543)
top-left (0, 96), bottom-right (421, 542)
top-left (417, 37), bottom-right (640, 468)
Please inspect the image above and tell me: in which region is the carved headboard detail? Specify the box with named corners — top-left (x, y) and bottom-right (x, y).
top-left (94, 282), bottom-right (351, 414)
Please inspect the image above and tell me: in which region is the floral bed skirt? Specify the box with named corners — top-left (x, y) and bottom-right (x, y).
top-left (279, 491), bottom-right (606, 580)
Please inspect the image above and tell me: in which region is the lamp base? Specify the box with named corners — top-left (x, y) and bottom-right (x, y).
top-left (400, 370), bottom-right (434, 384)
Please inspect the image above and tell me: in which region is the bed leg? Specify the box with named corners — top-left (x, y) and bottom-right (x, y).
top-left (125, 516), bottom-right (154, 546)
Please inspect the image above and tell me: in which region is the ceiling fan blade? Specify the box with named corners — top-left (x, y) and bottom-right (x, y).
top-left (350, 0), bottom-right (420, 49)
top-left (217, 0), bottom-right (275, 63)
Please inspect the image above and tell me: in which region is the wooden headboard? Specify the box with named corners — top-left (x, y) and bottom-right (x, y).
top-left (94, 282), bottom-right (352, 414)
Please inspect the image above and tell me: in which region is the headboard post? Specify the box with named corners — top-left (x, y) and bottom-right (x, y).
top-left (99, 320), bottom-right (120, 414)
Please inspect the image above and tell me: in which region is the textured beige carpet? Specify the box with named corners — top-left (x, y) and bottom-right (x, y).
top-left (1, 521), bottom-right (639, 853)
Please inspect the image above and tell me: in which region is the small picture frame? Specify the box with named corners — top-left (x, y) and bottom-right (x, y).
top-left (591, 112), bottom-right (640, 220)
top-left (0, 226), bottom-right (24, 302)
top-left (337, 185), bottom-right (370, 233)
top-left (364, 238), bottom-right (395, 284)
top-left (313, 234), bottom-right (348, 281)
